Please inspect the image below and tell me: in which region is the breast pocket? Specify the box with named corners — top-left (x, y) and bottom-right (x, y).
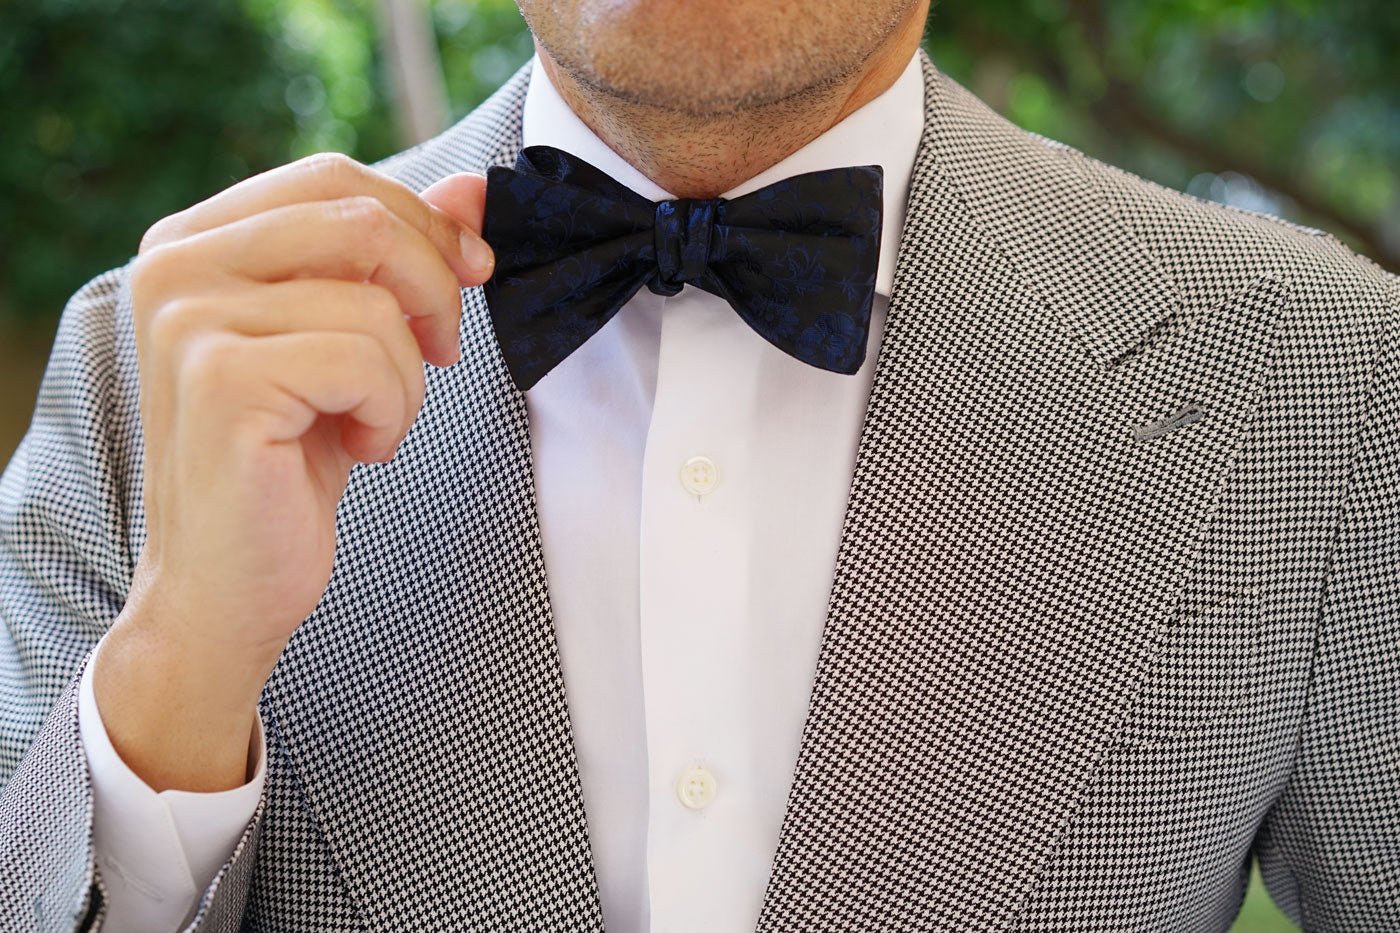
top-left (1120, 588), bottom-right (1261, 746)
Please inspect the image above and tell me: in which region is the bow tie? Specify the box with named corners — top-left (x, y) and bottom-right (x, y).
top-left (481, 145), bottom-right (883, 390)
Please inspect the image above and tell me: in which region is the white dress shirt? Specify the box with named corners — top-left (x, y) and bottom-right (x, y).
top-left (79, 50), bottom-right (925, 932)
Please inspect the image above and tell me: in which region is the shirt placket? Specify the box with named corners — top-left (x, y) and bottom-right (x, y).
top-left (638, 285), bottom-right (769, 932)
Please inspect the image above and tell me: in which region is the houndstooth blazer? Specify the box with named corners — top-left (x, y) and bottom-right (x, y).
top-left (2, 50), bottom-right (1398, 932)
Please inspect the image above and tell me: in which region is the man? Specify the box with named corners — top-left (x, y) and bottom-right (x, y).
top-left (1, 0), bottom-right (1396, 929)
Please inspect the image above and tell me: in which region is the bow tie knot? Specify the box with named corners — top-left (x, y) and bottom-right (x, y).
top-left (650, 198), bottom-right (719, 297)
top-left (482, 145), bottom-right (883, 390)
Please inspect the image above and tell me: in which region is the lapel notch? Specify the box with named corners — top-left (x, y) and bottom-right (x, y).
top-left (916, 56), bottom-right (1184, 370)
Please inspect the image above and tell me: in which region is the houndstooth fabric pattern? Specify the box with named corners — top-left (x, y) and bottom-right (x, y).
top-left (753, 56), bottom-right (1400, 932)
top-left (2, 50), bottom-right (1397, 931)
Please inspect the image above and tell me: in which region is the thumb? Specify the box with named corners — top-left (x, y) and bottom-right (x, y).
top-left (422, 172), bottom-right (489, 233)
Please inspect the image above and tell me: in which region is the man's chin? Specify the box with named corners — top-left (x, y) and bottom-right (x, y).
top-left (543, 40), bottom-right (819, 116)
top-left (524, 0), bottom-right (923, 116)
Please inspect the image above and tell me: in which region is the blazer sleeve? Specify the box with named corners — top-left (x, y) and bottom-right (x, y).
top-left (1253, 275), bottom-right (1400, 930)
top-left (0, 266), bottom-right (264, 931)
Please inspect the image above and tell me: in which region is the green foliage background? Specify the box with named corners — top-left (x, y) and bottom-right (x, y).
top-left (0, 5), bottom-right (1395, 923)
top-left (0, 0), bottom-right (535, 324)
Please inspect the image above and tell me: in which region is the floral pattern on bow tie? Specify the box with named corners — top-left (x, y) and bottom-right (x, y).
top-left (482, 144), bottom-right (883, 390)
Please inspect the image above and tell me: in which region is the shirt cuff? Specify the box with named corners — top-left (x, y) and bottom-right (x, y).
top-left (79, 630), bottom-right (267, 932)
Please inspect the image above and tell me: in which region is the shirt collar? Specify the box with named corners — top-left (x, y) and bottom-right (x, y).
top-left (521, 51), bottom-right (926, 298)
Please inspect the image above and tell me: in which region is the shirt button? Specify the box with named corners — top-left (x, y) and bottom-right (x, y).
top-left (680, 456), bottom-right (719, 497)
top-left (676, 766), bottom-right (718, 810)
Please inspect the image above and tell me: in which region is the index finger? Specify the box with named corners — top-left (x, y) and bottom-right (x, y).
top-left (140, 152), bottom-right (493, 286)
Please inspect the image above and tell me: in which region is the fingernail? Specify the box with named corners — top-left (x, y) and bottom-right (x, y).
top-left (461, 231), bottom-right (495, 277)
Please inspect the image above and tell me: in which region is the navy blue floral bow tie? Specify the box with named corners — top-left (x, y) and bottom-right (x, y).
top-left (481, 145), bottom-right (883, 390)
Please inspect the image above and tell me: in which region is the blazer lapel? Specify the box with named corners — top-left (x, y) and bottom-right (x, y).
top-left (259, 66), bottom-right (604, 930)
top-left (757, 53), bottom-right (1284, 929)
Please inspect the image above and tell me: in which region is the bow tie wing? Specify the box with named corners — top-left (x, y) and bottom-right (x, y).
top-left (702, 165), bottom-right (883, 375)
top-left (483, 148), bottom-right (659, 389)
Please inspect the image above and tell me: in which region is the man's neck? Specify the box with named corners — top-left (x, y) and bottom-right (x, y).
top-left (533, 3), bottom-right (928, 199)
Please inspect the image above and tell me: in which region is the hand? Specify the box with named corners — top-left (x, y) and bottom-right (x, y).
top-left (94, 153), bottom-right (493, 791)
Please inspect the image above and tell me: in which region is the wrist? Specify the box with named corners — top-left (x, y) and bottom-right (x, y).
top-left (93, 600), bottom-right (276, 792)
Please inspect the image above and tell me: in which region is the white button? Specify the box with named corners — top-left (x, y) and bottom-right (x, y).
top-left (676, 766), bottom-right (718, 810)
top-left (680, 456), bottom-right (719, 497)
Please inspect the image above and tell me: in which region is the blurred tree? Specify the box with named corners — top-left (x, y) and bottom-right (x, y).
top-left (0, 0), bottom-right (534, 326)
top-left (0, 0), bottom-right (303, 322)
top-left (926, 0), bottom-right (1399, 272)
top-left (376, 0), bottom-right (452, 145)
